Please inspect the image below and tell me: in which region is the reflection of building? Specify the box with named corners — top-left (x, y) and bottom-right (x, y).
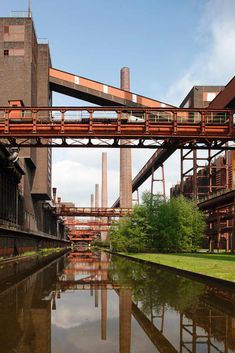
top-left (0, 252), bottom-right (65, 353)
top-left (1, 248), bottom-right (235, 353)
top-left (181, 304), bottom-right (235, 352)
top-left (56, 251), bottom-right (133, 353)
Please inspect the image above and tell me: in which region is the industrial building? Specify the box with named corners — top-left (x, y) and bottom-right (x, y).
top-left (171, 78), bottom-right (235, 251)
top-left (1, 13), bottom-right (235, 254)
top-left (0, 16), bottom-right (67, 251)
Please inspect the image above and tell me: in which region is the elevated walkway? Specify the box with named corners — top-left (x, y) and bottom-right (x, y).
top-left (56, 205), bottom-right (132, 217)
top-left (49, 67), bottom-right (173, 107)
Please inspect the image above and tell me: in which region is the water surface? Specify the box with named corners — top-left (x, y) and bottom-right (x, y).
top-left (0, 250), bottom-right (234, 353)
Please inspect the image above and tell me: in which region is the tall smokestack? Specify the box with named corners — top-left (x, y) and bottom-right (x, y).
top-left (120, 67), bottom-right (132, 209)
top-left (90, 193), bottom-right (94, 208)
top-left (102, 152), bottom-right (108, 207)
top-left (52, 187), bottom-right (57, 204)
top-left (95, 184), bottom-right (99, 208)
top-left (101, 153), bottom-right (108, 241)
top-left (28, 0), bottom-right (31, 17)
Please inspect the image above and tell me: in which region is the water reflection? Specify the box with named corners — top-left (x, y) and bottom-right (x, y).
top-left (0, 250), bottom-right (234, 352)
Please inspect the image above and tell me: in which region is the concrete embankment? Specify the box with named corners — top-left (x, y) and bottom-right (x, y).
top-left (0, 223), bottom-right (70, 258)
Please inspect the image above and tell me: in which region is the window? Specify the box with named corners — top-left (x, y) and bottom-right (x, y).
top-left (203, 92), bottom-right (218, 102)
top-left (3, 49), bottom-right (24, 57)
top-left (4, 25), bottom-right (25, 42)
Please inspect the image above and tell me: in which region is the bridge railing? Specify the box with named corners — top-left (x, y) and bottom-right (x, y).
top-left (56, 205), bottom-right (132, 217)
top-left (0, 107), bottom-right (234, 141)
top-left (0, 106), bottom-right (234, 123)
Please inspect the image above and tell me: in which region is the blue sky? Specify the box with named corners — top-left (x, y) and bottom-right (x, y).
top-left (2, 0), bottom-right (205, 103)
top-left (2, 0), bottom-right (235, 206)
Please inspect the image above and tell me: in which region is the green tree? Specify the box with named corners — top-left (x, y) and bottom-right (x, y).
top-left (109, 192), bottom-right (205, 253)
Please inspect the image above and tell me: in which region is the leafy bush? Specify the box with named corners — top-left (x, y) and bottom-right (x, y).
top-left (109, 192), bottom-right (205, 253)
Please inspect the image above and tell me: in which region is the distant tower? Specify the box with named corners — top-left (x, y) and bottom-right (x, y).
top-left (120, 67), bottom-right (132, 209)
top-left (101, 152), bottom-right (108, 208)
top-left (101, 152), bottom-right (108, 241)
top-left (95, 184), bottom-right (99, 208)
top-left (28, 0), bottom-right (31, 17)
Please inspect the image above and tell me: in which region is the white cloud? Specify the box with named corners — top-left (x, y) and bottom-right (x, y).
top-left (53, 157), bottom-right (119, 206)
top-left (53, 147), bottom-right (155, 206)
top-left (166, 0), bottom-right (235, 105)
top-left (53, 0), bottom-right (235, 205)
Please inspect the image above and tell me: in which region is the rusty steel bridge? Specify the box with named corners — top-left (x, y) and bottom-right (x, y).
top-left (0, 106), bottom-right (234, 149)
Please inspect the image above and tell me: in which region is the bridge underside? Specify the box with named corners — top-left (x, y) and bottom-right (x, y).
top-left (113, 140), bottom-right (178, 207)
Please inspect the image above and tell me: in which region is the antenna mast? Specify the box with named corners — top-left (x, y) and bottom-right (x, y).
top-left (28, 0), bottom-right (31, 17)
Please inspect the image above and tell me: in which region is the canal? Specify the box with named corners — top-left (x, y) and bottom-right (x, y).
top-left (0, 249), bottom-right (234, 353)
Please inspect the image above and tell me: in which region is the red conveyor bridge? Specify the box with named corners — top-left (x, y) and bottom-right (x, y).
top-left (0, 106), bottom-right (234, 149)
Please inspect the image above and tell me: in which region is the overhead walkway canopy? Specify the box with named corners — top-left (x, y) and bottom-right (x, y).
top-left (49, 68), bottom-right (174, 107)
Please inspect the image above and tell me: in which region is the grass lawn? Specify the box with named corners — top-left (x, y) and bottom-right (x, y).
top-left (126, 253), bottom-right (235, 282)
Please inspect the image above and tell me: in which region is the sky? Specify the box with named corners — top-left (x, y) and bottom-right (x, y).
top-left (2, 0), bottom-right (235, 206)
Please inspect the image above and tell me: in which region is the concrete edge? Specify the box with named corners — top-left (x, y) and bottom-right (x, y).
top-left (0, 247), bottom-right (70, 265)
top-left (106, 250), bottom-right (235, 290)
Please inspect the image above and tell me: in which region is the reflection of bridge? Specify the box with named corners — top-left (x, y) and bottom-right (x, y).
top-left (56, 251), bottom-right (235, 353)
top-left (57, 251), bottom-right (180, 353)
top-left (0, 249), bottom-right (234, 353)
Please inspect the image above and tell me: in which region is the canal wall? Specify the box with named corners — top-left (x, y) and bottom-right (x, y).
top-left (0, 248), bottom-right (68, 287)
top-left (108, 251), bottom-right (235, 290)
top-left (0, 223), bottom-right (70, 257)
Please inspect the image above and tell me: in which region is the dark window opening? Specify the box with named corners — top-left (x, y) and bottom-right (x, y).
top-left (4, 50), bottom-right (9, 56)
top-left (4, 26), bottom-right (9, 34)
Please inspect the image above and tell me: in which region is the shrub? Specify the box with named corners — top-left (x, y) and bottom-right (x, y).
top-left (109, 192), bottom-right (206, 253)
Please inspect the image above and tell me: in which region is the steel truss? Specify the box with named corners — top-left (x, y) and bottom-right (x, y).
top-left (2, 138), bottom-right (235, 149)
top-left (0, 106), bottom-right (234, 148)
top-left (180, 148), bottom-right (229, 199)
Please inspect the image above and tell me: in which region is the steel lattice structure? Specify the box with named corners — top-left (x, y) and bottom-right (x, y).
top-left (0, 106), bottom-right (234, 149)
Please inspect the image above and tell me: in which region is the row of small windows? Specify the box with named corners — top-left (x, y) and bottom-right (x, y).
top-left (4, 49), bottom-right (24, 56)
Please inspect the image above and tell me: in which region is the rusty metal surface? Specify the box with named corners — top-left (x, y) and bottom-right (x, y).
top-left (0, 106), bottom-right (234, 148)
top-left (56, 205), bottom-right (132, 217)
top-left (209, 76), bottom-right (235, 109)
top-left (49, 67), bottom-right (174, 108)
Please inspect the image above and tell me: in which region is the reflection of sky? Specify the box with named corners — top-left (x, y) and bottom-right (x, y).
top-left (52, 291), bottom-right (118, 329)
top-left (52, 318), bottom-right (159, 353)
top-left (51, 289), bottom-right (158, 353)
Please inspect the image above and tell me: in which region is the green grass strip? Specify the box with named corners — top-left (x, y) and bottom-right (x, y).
top-left (126, 253), bottom-right (235, 282)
